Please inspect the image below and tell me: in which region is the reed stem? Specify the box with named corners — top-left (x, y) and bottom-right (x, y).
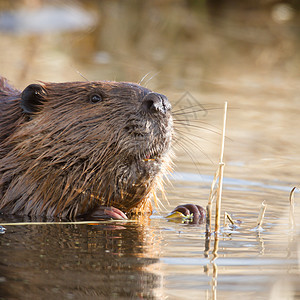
top-left (214, 102), bottom-right (227, 233)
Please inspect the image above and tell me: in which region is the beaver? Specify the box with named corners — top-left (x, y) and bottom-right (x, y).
top-left (0, 76), bottom-right (204, 222)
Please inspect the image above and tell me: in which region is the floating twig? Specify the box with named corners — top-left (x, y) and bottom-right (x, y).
top-left (0, 219), bottom-right (136, 226)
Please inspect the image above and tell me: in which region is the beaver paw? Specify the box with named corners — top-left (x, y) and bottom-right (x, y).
top-left (86, 206), bottom-right (128, 220)
top-left (171, 204), bottom-right (206, 224)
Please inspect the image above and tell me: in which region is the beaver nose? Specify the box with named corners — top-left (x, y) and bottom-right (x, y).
top-left (141, 93), bottom-right (171, 114)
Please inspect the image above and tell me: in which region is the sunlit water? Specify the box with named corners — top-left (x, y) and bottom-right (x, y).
top-left (1, 172), bottom-right (299, 299)
top-left (0, 1), bottom-right (300, 299)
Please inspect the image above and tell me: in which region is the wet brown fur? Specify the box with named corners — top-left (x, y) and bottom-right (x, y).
top-left (0, 77), bottom-right (172, 219)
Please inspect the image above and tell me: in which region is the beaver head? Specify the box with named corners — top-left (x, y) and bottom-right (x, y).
top-left (0, 81), bottom-right (173, 218)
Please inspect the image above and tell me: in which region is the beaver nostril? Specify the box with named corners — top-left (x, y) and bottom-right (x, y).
top-left (141, 93), bottom-right (171, 114)
top-left (142, 99), bottom-right (154, 112)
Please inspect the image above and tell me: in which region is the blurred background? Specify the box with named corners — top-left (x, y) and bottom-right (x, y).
top-left (0, 0), bottom-right (299, 88)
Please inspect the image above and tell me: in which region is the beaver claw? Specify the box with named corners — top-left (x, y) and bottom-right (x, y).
top-left (84, 206), bottom-right (128, 220)
top-left (171, 204), bottom-right (206, 224)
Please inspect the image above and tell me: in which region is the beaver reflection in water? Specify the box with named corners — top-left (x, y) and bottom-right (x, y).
top-left (0, 77), bottom-right (204, 222)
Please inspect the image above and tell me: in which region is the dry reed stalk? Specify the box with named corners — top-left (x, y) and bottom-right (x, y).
top-left (206, 168), bottom-right (219, 232)
top-left (257, 201), bottom-right (267, 228)
top-left (214, 102), bottom-right (227, 234)
top-left (289, 187), bottom-right (297, 229)
top-left (212, 234), bottom-right (220, 260)
top-left (204, 231), bottom-right (211, 258)
top-left (224, 212), bottom-right (235, 226)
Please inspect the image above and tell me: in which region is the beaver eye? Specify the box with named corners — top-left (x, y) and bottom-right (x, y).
top-left (90, 94), bottom-right (103, 103)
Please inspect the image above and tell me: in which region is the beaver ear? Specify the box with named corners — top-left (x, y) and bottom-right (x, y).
top-left (21, 84), bottom-right (46, 114)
